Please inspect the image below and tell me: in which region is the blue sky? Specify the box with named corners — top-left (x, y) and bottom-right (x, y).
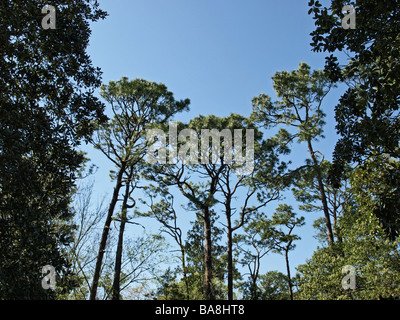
top-left (82, 0), bottom-right (347, 285)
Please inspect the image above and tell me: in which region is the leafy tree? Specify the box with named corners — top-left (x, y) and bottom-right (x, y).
top-left (144, 163), bottom-right (221, 300)
top-left (242, 271), bottom-right (290, 300)
top-left (149, 268), bottom-right (187, 300)
top-left (89, 77), bottom-right (189, 299)
top-left (259, 271), bottom-right (291, 300)
top-left (179, 114), bottom-right (258, 300)
top-left (186, 113), bottom-right (285, 300)
top-left (143, 115), bottom-right (234, 299)
top-left (292, 160), bottom-right (353, 243)
top-left (272, 204), bottom-right (305, 300)
top-left (144, 113), bottom-right (286, 299)
top-left (236, 211), bottom-right (282, 300)
top-left (213, 115), bottom-right (287, 300)
top-left (297, 194), bottom-right (400, 300)
top-left (146, 210), bottom-right (227, 300)
top-left (251, 62), bottom-right (335, 245)
top-left (0, 0), bottom-right (107, 299)
top-left (184, 210), bottom-right (228, 300)
top-left (350, 153), bottom-right (400, 241)
top-left (237, 206), bottom-right (304, 300)
top-left (308, 0), bottom-right (400, 237)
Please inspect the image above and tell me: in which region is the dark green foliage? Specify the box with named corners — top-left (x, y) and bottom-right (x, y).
top-left (241, 271), bottom-right (290, 300)
top-left (297, 204), bottom-right (400, 300)
top-left (309, 0), bottom-right (400, 236)
top-left (149, 268), bottom-right (188, 300)
top-left (351, 154), bottom-right (400, 240)
top-left (0, 0), bottom-right (107, 299)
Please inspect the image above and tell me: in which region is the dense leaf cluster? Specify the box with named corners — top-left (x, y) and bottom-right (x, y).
top-left (0, 0), bottom-right (107, 299)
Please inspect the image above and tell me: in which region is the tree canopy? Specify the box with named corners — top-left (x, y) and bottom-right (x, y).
top-left (1, 0), bottom-right (399, 302)
top-left (0, 0), bottom-right (107, 299)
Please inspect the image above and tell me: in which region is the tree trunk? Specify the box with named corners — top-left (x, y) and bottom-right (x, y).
top-left (180, 246), bottom-right (189, 299)
top-left (250, 255), bottom-right (260, 300)
top-left (90, 161), bottom-right (126, 300)
top-left (332, 191), bottom-right (343, 243)
top-left (226, 206), bottom-right (233, 300)
top-left (307, 139), bottom-right (334, 245)
top-left (203, 207), bottom-right (214, 300)
top-left (111, 180), bottom-right (131, 300)
top-left (111, 214), bottom-right (126, 300)
top-left (285, 243), bottom-right (293, 300)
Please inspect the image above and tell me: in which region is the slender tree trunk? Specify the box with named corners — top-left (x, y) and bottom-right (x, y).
top-left (332, 191), bottom-right (343, 243)
top-left (226, 205), bottom-right (234, 300)
top-left (250, 255), bottom-right (260, 300)
top-left (203, 207), bottom-right (214, 300)
top-left (111, 180), bottom-right (131, 300)
top-left (307, 139), bottom-right (334, 245)
top-left (203, 172), bottom-right (221, 301)
top-left (90, 161), bottom-right (126, 300)
top-left (180, 246), bottom-right (189, 299)
top-left (285, 243), bottom-right (293, 300)
top-left (112, 214), bottom-right (126, 300)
